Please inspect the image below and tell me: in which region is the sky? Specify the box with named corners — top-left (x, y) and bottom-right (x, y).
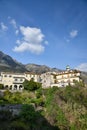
top-left (0, 0), bottom-right (87, 71)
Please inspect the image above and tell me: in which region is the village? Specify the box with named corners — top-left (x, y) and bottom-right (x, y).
top-left (0, 66), bottom-right (81, 90)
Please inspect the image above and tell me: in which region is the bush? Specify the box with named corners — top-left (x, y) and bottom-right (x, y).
top-left (19, 104), bottom-right (38, 122)
top-left (36, 88), bottom-right (43, 98)
top-left (0, 84), bottom-right (4, 89)
top-left (9, 121), bottom-right (29, 130)
top-left (0, 110), bottom-right (12, 121)
top-left (31, 98), bottom-right (44, 107)
top-left (23, 79), bottom-right (42, 91)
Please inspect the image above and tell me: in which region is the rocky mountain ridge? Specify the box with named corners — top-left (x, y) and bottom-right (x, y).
top-left (0, 51), bottom-right (60, 73)
top-left (0, 51), bottom-right (27, 73)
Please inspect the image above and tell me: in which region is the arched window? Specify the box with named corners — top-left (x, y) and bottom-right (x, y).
top-left (19, 85), bottom-right (23, 90)
top-left (9, 85), bottom-right (12, 90)
top-left (14, 85), bottom-right (17, 90)
top-left (5, 85), bottom-right (8, 89)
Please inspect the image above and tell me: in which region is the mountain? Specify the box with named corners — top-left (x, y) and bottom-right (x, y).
top-left (25, 64), bottom-right (61, 74)
top-left (0, 51), bottom-right (60, 73)
top-left (81, 71), bottom-right (87, 84)
top-left (0, 51), bottom-right (27, 73)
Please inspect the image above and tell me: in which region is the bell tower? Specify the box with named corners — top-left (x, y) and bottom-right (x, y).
top-left (66, 65), bottom-right (70, 71)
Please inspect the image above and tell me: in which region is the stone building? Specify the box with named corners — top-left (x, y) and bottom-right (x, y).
top-left (40, 72), bottom-right (56, 88)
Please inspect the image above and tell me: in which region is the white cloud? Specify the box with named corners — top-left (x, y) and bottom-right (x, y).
top-left (0, 22), bottom-right (8, 31)
top-left (16, 40), bottom-right (21, 45)
top-left (10, 19), bottom-right (17, 28)
top-left (75, 63), bottom-right (87, 72)
top-left (20, 26), bottom-right (44, 43)
top-left (15, 30), bottom-right (19, 35)
top-left (64, 30), bottom-right (78, 42)
top-left (9, 18), bottom-right (19, 35)
top-left (64, 37), bottom-right (70, 43)
top-left (13, 26), bottom-right (45, 54)
top-left (70, 30), bottom-right (78, 38)
top-left (13, 42), bottom-right (44, 54)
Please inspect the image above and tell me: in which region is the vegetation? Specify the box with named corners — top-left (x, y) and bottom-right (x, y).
top-left (0, 84), bottom-right (4, 89)
top-left (0, 81), bottom-right (87, 129)
top-left (23, 79), bottom-right (42, 91)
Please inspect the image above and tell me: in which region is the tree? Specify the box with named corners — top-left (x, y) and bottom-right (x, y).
top-left (23, 79), bottom-right (42, 91)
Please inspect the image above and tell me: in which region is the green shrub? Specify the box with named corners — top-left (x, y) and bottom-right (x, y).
top-left (23, 79), bottom-right (42, 91)
top-left (9, 121), bottom-right (29, 130)
top-left (0, 110), bottom-right (12, 121)
top-left (36, 88), bottom-right (43, 98)
top-left (0, 84), bottom-right (4, 89)
top-left (19, 104), bottom-right (38, 122)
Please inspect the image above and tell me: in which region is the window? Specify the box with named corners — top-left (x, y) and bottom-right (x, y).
top-left (15, 78), bottom-right (17, 81)
top-left (20, 79), bottom-right (23, 81)
top-left (14, 85), bottom-right (17, 90)
top-left (19, 85), bottom-right (23, 90)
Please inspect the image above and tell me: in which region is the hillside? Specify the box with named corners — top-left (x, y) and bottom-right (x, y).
top-left (0, 51), bottom-right (27, 73)
top-left (0, 82), bottom-right (87, 130)
top-left (81, 71), bottom-right (87, 84)
top-left (0, 50), bottom-right (87, 81)
top-left (44, 85), bottom-right (87, 130)
top-left (25, 64), bottom-right (61, 74)
top-left (0, 51), bottom-right (60, 73)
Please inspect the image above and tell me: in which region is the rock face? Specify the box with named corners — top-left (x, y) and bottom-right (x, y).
top-left (0, 104), bottom-right (22, 116)
top-left (25, 64), bottom-right (50, 74)
top-left (25, 64), bottom-right (61, 74)
top-left (0, 51), bottom-right (61, 74)
top-left (0, 51), bottom-right (27, 72)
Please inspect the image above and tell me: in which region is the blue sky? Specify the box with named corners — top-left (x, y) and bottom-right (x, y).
top-left (0, 0), bottom-right (87, 71)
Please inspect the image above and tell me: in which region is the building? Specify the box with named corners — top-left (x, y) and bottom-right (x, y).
top-left (0, 66), bottom-right (81, 90)
top-left (41, 66), bottom-right (81, 88)
top-left (54, 69), bottom-right (81, 87)
top-left (40, 72), bottom-right (56, 88)
top-left (0, 72), bottom-right (25, 90)
top-left (0, 72), bottom-right (40, 90)
top-left (24, 72), bottom-right (40, 82)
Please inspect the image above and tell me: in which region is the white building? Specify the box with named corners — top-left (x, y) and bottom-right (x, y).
top-left (41, 66), bottom-right (81, 88)
top-left (40, 72), bottom-right (56, 88)
top-left (55, 69), bottom-right (81, 87)
top-left (0, 66), bottom-right (81, 90)
top-left (24, 72), bottom-right (40, 82)
top-left (0, 72), bottom-right (40, 90)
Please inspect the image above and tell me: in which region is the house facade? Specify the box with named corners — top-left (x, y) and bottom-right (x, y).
top-left (41, 66), bottom-right (81, 88)
top-left (40, 72), bottom-right (56, 88)
top-left (0, 72), bottom-right (40, 90)
top-left (51, 69), bottom-right (81, 87)
top-left (0, 66), bottom-right (81, 90)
